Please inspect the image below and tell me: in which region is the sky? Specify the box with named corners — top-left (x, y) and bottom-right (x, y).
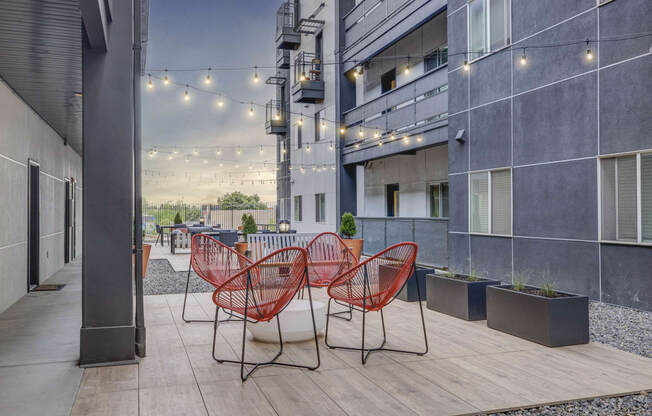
top-left (142, 0), bottom-right (280, 204)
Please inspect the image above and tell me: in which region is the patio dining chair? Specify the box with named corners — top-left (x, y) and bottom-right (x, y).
top-left (325, 242), bottom-right (427, 364)
top-left (305, 232), bottom-right (358, 320)
top-left (182, 234), bottom-right (252, 323)
top-left (211, 246), bottom-right (320, 381)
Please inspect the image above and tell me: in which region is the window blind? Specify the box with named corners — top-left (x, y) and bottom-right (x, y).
top-left (491, 170), bottom-right (511, 235)
top-left (617, 156), bottom-right (637, 241)
top-left (641, 154), bottom-right (652, 242)
top-left (470, 172), bottom-right (489, 233)
top-left (601, 158), bottom-right (617, 240)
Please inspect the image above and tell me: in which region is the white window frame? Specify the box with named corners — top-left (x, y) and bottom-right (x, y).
top-left (294, 195), bottom-right (303, 222)
top-left (599, 149), bottom-right (652, 247)
top-left (468, 167), bottom-right (513, 237)
top-left (467, 0), bottom-right (512, 63)
top-left (428, 181), bottom-right (449, 218)
top-left (315, 193), bottom-right (326, 223)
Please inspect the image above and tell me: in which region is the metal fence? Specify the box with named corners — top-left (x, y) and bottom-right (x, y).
top-left (142, 202), bottom-right (276, 235)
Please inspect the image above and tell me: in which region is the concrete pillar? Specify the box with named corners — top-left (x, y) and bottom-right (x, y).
top-left (80, 0), bottom-right (136, 366)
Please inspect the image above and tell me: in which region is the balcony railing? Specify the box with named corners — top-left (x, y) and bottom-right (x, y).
top-left (265, 100), bottom-right (287, 135)
top-left (342, 65), bottom-right (448, 148)
top-left (291, 51), bottom-right (324, 103)
top-left (276, 1), bottom-right (300, 50)
top-left (354, 216), bottom-right (448, 268)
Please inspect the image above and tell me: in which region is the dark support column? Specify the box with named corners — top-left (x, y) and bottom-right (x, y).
top-left (80, 0), bottom-right (136, 366)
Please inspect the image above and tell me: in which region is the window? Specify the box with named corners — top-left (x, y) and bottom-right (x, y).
top-left (314, 111), bottom-right (320, 141)
top-left (424, 46), bottom-right (448, 71)
top-left (429, 182), bottom-right (449, 218)
top-left (296, 122), bottom-right (302, 149)
top-left (294, 195), bottom-right (302, 222)
top-left (470, 169), bottom-right (511, 235)
top-left (315, 193), bottom-right (326, 223)
top-left (468, 0), bottom-right (511, 57)
top-left (381, 69), bottom-right (396, 94)
top-left (386, 184), bottom-right (399, 217)
top-left (601, 153), bottom-right (652, 243)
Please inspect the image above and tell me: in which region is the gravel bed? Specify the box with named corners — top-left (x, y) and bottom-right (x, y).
top-left (144, 259), bottom-right (212, 295)
top-left (488, 392), bottom-right (650, 415)
top-left (589, 301), bottom-right (652, 358)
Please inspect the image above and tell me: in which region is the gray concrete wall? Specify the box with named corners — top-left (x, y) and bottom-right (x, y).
top-left (447, 0), bottom-right (652, 310)
top-left (0, 77), bottom-right (82, 314)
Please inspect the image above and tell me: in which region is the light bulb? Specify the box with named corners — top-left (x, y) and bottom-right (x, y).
top-left (216, 148), bottom-right (221, 155)
top-left (173, 149), bottom-right (179, 154)
top-left (219, 163), bottom-right (223, 167)
top-left (300, 71), bottom-right (306, 81)
top-left (358, 127), bottom-right (364, 137)
top-left (184, 86), bottom-right (190, 101)
top-left (390, 132), bottom-right (396, 140)
top-left (298, 115), bottom-right (303, 126)
top-left (205, 68), bottom-right (211, 84)
top-left (282, 148), bottom-right (287, 154)
top-left (184, 156), bottom-right (190, 163)
top-left (374, 129), bottom-right (380, 139)
top-left (417, 136), bottom-right (423, 143)
top-left (236, 147), bottom-right (242, 155)
top-left (586, 41), bottom-right (593, 61)
top-left (463, 60), bottom-right (469, 71)
top-left (520, 50), bottom-right (527, 66)
top-left (147, 75), bottom-right (153, 89)
top-left (249, 104), bottom-right (254, 116)
top-left (163, 69), bottom-right (169, 85)
top-left (403, 135), bottom-right (410, 144)
top-left (329, 143), bottom-right (334, 151)
top-left (321, 121), bottom-right (326, 129)
top-left (253, 66), bottom-right (259, 83)
top-left (275, 112), bottom-right (281, 121)
top-left (340, 126), bottom-right (346, 134)
top-left (168, 155), bottom-right (173, 160)
top-left (192, 149), bottom-right (198, 155)
top-left (152, 147), bottom-right (158, 154)
top-left (378, 140), bottom-right (383, 147)
top-left (331, 166), bottom-right (336, 171)
top-left (404, 62), bottom-right (410, 75)
top-left (306, 145), bottom-right (311, 153)
top-left (354, 143), bottom-right (360, 149)
top-left (259, 146), bottom-right (264, 154)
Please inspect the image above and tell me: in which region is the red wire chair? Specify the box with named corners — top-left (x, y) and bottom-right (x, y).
top-left (182, 234), bottom-right (252, 323)
top-left (325, 242), bottom-right (427, 364)
top-left (211, 247), bottom-right (320, 381)
top-left (305, 232), bottom-right (358, 320)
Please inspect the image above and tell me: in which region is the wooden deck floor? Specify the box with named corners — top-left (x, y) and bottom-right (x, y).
top-left (72, 290), bottom-right (652, 416)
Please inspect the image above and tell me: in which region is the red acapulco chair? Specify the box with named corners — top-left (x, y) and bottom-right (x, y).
top-left (305, 232), bottom-right (358, 320)
top-left (182, 234), bottom-right (252, 323)
top-left (211, 246), bottom-right (320, 381)
top-left (325, 242), bottom-right (427, 364)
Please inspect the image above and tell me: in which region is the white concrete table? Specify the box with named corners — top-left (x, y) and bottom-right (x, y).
top-left (247, 299), bottom-right (326, 343)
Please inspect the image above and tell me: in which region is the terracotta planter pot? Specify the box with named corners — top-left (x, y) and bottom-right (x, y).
top-left (132, 243), bottom-right (152, 278)
top-left (234, 242), bottom-right (248, 256)
top-left (343, 238), bottom-right (363, 259)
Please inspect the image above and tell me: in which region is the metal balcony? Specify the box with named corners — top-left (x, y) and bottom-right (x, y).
top-left (265, 100), bottom-right (287, 135)
top-left (276, 49), bottom-right (290, 69)
top-left (291, 51), bottom-right (324, 103)
top-left (276, 2), bottom-right (300, 50)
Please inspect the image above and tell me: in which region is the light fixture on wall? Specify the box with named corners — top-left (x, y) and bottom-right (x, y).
top-left (455, 129), bottom-right (466, 143)
top-left (279, 220), bottom-right (290, 233)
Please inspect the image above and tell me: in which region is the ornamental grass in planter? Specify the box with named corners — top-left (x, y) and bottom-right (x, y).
top-left (426, 270), bottom-right (501, 320)
top-left (486, 279), bottom-right (589, 347)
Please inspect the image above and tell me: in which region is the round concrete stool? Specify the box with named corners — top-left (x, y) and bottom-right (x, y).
top-left (247, 299), bottom-right (326, 343)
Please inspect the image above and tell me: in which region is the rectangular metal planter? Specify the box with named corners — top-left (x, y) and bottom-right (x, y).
top-left (486, 285), bottom-right (589, 347)
top-left (426, 274), bottom-right (501, 320)
top-left (396, 266), bottom-right (434, 302)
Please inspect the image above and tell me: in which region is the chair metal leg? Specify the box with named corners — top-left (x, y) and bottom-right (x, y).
top-left (212, 271), bottom-right (320, 381)
top-left (330, 299), bottom-right (353, 321)
top-left (324, 265), bottom-right (427, 363)
top-left (182, 259), bottom-right (241, 324)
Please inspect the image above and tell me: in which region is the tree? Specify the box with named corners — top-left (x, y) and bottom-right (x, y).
top-left (218, 192), bottom-right (268, 210)
top-left (339, 212), bottom-right (357, 238)
top-left (242, 214), bottom-right (258, 239)
top-left (174, 212), bottom-right (183, 225)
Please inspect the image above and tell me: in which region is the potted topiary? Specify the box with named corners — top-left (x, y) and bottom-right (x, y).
top-left (426, 269), bottom-right (501, 320)
top-left (339, 212), bottom-right (363, 259)
top-left (235, 214), bottom-right (258, 256)
top-left (173, 212), bottom-right (183, 226)
top-left (486, 274), bottom-right (589, 347)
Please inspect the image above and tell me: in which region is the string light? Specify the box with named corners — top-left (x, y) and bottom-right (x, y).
top-left (163, 69), bottom-right (169, 85)
top-left (378, 140), bottom-right (383, 147)
top-left (253, 66), bottom-right (259, 83)
top-left (520, 48), bottom-right (527, 66)
top-left (298, 114), bottom-right (303, 126)
top-left (321, 121), bottom-right (326, 129)
top-left (586, 40), bottom-right (593, 61)
top-left (184, 85), bottom-right (190, 101)
top-left (358, 126), bottom-right (364, 137)
top-left (329, 143), bottom-right (334, 151)
top-left (249, 102), bottom-right (254, 116)
top-left (217, 94), bottom-right (224, 107)
top-left (403, 135), bottom-right (410, 144)
top-left (147, 74), bottom-right (153, 89)
top-left (340, 126), bottom-right (346, 134)
top-left (204, 68), bottom-right (212, 85)
top-left (374, 129), bottom-right (380, 139)
top-left (463, 54), bottom-right (469, 71)
top-left (390, 132), bottom-right (396, 141)
top-left (305, 144), bottom-right (311, 153)
top-left (259, 145), bottom-right (264, 154)
top-left (404, 56), bottom-right (411, 74)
